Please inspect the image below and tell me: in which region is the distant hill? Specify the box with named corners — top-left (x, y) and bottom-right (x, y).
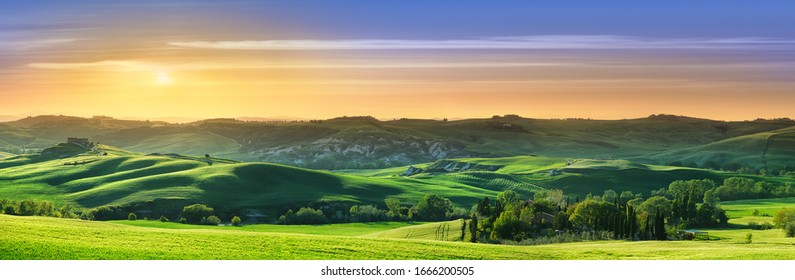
top-left (1, 114), bottom-right (793, 170)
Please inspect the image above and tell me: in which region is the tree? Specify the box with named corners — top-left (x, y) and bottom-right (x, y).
top-left (18, 200), bottom-right (39, 216)
top-left (620, 191), bottom-right (639, 205)
top-left (294, 207), bottom-right (328, 224)
top-left (181, 204), bottom-right (214, 224)
top-left (602, 189), bottom-right (617, 204)
top-left (128, 213), bottom-right (137, 221)
top-left (773, 209), bottom-right (795, 228)
top-left (385, 198), bottom-right (403, 216)
top-left (59, 204), bottom-right (78, 219)
top-left (410, 194), bottom-right (453, 221)
top-left (545, 189), bottom-right (566, 208)
top-left (703, 189), bottom-right (719, 206)
top-left (497, 190), bottom-right (520, 207)
top-left (476, 197), bottom-right (493, 218)
top-left (490, 211), bottom-right (527, 240)
top-left (468, 216), bottom-right (479, 243)
top-left (786, 223), bottom-right (795, 238)
top-left (1, 199), bottom-right (18, 215)
top-left (231, 216), bottom-right (242, 226)
top-left (37, 201), bottom-right (54, 216)
top-left (654, 209), bottom-right (667, 241)
top-left (205, 215), bottom-right (221, 225)
top-left (639, 196), bottom-right (672, 218)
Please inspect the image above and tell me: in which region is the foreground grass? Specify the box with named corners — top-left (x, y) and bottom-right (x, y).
top-left (3, 215), bottom-right (795, 260)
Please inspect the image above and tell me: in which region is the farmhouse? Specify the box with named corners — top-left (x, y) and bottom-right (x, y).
top-left (67, 137), bottom-right (94, 149)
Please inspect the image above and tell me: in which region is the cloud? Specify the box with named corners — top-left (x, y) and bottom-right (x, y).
top-left (28, 60), bottom-right (571, 71)
top-left (28, 60), bottom-right (150, 71)
top-left (0, 38), bottom-right (77, 51)
top-left (168, 36), bottom-right (795, 50)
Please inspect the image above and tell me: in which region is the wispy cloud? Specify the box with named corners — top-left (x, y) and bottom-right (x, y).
top-left (28, 60), bottom-right (150, 71)
top-left (0, 38), bottom-right (77, 51)
top-left (168, 36), bottom-right (795, 50)
top-left (27, 60), bottom-right (571, 71)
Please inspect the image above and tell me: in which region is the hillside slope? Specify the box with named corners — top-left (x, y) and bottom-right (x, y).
top-left (2, 115), bottom-right (793, 170)
top-left (0, 145), bottom-right (501, 215)
top-left (644, 126), bottom-right (795, 170)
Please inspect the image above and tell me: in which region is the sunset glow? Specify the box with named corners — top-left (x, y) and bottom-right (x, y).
top-left (2, 1), bottom-right (794, 121)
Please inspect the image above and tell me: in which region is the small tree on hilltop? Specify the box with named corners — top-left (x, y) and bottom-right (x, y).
top-left (231, 216), bottom-right (242, 226)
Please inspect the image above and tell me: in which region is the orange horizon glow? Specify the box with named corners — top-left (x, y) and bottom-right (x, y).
top-left (2, 3), bottom-right (795, 122)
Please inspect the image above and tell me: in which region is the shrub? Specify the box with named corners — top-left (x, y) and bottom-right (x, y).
top-left (231, 216), bottom-right (242, 226)
top-left (0, 199), bottom-right (16, 215)
top-left (745, 233), bottom-right (753, 244)
top-left (279, 207), bottom-right (327, 224)
top-left (349, 205), bottom-right (388, 222)
top-left (159, 215), bottom-right (169, 222)
top-left (181, 204), bottom-right (214, 224)
top-left (18, 200), bottom-right (39, 216)
top-left (59, 204), bottom-right (78, 219)
top-left (205, 215), bottom-right (221, 225)
top-left (128, 213), bottom-right (137, 221)
top-left (178, 217), bottom-right (187, 224)
top-left (773, 208), bottom-right (795, 228)
top-left (786, 222), bottom-right (795, 238)
top-left (37, 201), bottom-right (54, 216)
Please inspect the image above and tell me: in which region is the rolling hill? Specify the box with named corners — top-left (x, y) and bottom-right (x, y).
top-left (1, 114), bottom-right (793, 170)
top-left (3, 143), bottom-right (793, 222)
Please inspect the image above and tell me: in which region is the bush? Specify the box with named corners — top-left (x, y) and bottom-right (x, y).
top-left (279, 207), bottom-right (328, 224)
top-left (1, 199), bottom-right (17, 215)
top-left (745, 233), bottom-right (753, 244)
top-left (181, 204), bottom-right (214, 224)
top-left (204, 215), bottom-right (221, 225)
top-left (231, 216), bottom-right (242, 226)
top-left (59, 204), bottom-right (78, 219)
top-left (159, 215), bottom-right (169, 222)
top-left (773, 208), bottom-right (795, 228)
top-left (349, 205), bottom-right (388, 222)
top-left (128, 213), bottom-right (137, 221)
top-left (18, 200), bottom-right (39, 216)
top-left (786, 222), bottom-right (795, 238)
top-left (178, 217), bottom-right (187, 224)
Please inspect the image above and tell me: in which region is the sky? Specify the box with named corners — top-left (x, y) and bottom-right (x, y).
top-left (2, 0), bottom-right (795, 121)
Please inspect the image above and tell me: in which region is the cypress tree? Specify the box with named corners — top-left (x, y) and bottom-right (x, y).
top-left (655, 208), bottom-right (667, 241)
top-left (468, 217), bottom-right (478, 243)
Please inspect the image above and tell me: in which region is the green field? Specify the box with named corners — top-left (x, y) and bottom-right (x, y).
top-left (3, 214), bottom-right (795, 260)
top-left (110, 220), bottom-right (423, 236)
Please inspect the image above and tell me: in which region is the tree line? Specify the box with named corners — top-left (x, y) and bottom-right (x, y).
top-left (466, 179), bottom-right (733, 244)
top-left (276, 194), bottom-right (468, 225)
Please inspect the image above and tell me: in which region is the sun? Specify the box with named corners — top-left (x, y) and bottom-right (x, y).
top-left (154, 71), bottom-right (174, 86)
